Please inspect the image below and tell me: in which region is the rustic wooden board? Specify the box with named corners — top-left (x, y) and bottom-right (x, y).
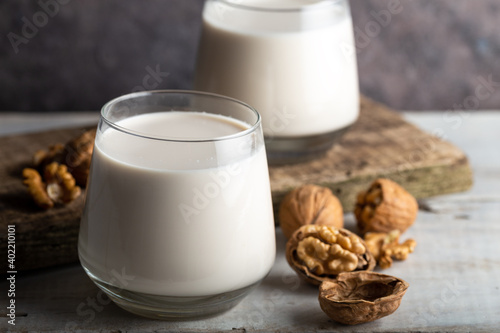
top-left (0, 97), bottom-right (473, 271)
top-left (0, 127), bottom-right (92, 272)
top-left (269, 96), bottom-right (473, 213)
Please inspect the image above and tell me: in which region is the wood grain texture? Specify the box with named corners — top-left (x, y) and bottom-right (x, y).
top-left (0, 128), bottom-right (91, 271)
top-left (269, 96), bottom-right (473, 213)
top-left (0, 97), bottom-right (473, 271)
top-left (0, 111), bottom-right (497, 333)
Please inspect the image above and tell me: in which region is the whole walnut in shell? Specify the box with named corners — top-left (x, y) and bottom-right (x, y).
top-left (286, 225), bottom-right (375, 286)
top-left (279, 184), bottom-right (343, 239)
top-left (319, 271), bottom-right (409, 325)
top-left (354, 178), bottom-right (418, 235)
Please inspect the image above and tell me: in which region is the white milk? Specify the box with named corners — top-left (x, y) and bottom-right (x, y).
top-left (194, 0), bottom-right (359, 137)
top-left (79, 112), bottom-right (276, 297)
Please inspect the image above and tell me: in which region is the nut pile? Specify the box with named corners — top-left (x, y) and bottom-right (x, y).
top-left (279, 179), bottom-right (418, 325)
top-left (22, 129), bottom-right (96, 209)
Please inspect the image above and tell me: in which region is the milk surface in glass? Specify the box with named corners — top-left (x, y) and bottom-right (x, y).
top-left (78, 111), bottom-right (276, 297)
top-left (194, 0), bottom-right (359, 138)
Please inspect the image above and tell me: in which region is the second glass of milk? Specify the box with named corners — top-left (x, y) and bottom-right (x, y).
top-left (194, 0), bottom-right (359, 164)
top-left (78, 90), bottom-right (276, 319)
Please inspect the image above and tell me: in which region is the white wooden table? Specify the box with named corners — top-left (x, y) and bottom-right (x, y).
top-left (1, 111), bottom-right (499, 332)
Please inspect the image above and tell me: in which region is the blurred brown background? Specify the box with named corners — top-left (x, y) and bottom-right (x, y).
top-left (1, 0), bottom-right (499, 112)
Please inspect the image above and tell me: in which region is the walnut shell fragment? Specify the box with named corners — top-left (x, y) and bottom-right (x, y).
top-left (319, 271), bottom-right (409, 325)
top-left (286, 225), bottom-right (375, 286)
top-left (354, 178), bottom-right (418, 235)
top-left (279, 184), bottom-right (343, 239)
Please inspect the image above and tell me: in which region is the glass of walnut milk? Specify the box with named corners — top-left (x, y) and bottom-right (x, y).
top-left (78, 90), bottom-right (276, 319)
top-left (194, 0), bottom-right (359, 164)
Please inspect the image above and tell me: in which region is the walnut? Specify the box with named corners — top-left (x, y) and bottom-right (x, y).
top-left (33, 143), bottom-right (65, 168)
top-left (318, 271), bottom-right (409, 325)
top-left (44, 162), bottom-right (82, 204)
top-left (69, 157), bottom-right (92, 188)
top-left (354, 178), bottom-right (418, 235)
top-left (22, 168), bottom-right (54, 210)
top-left (364, 230), bottom-right (417, 269)
top-left (22, 163), bottom-right (82, 209)
top-left (23, 130), bottom-right (94, 210)
top-left (32, 129), bottom-right (96, 187)
top-left (285, 225), bottom-right (375, 286)
top-left (279, 184), bottom-right (343, 239)
top-left (62, 128), bottom-right (96, 186)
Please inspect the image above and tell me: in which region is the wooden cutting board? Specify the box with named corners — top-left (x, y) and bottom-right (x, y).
top-left (0, 97), bottom-right (472, 271)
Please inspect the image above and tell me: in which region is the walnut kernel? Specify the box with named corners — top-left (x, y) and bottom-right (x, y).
top-left (364, 230), bottom-right (417, 269)
top-left (31, 129), bottom-right (96, 187)
top-left (33, 143), bottom-right (65, 168)
top-left (44, 162), bottom-right (82, 204)
top-left (62, 128), bottom-right (96, 186)
top-left (286, 225), bottom-right (375, 286)
top-left (279, 184), bottom-right (343, 239)
top-left (22, 168), bottom-right (54, 210)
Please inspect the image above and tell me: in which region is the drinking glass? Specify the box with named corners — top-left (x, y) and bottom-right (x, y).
top-left (194, 0), bottom-right (359, 164)
top-left (78, 90), bottom-right (276, 319)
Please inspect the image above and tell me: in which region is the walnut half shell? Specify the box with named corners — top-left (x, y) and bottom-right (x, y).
top-left (318, 271), bottom-right (409, 325)
top-left (285, 225), bottom-right (375, 286)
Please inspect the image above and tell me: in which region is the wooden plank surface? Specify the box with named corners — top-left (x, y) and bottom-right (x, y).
top-left (0, 97), bottom-right (473, 272)
top-left (0, 111), bottom-right (498, 332)
top-left (269, 96), bottom-right (473, 212)
top-left (0, 127), bottom-right (92, 271)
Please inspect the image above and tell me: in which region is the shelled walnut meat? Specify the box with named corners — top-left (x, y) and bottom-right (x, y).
top-left (23, 162), bottom-right (81, 209)
top-left (318, 271), bottom-right (409, 325)
top-left (279, 184), bottom-right (344, 239)
top-left (22, 168), bottom-right (54, 210)
top-left (33, 128), bottom-right (96, 187)
top-left (23, 128), bottom-right (96, 209)
top-left (286, 225), bottom-right (375, 286)
top-left (354, 178), bottom-right (418, 235)
top-left (364, 230), bottom-right (417, 269)
top-left (63, 128), bottom-right (96, 186)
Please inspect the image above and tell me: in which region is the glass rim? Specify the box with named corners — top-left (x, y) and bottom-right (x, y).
top-left (214, 0), bottom-right (343, 12)
top-left (100, 90), bottom-right (261, 143)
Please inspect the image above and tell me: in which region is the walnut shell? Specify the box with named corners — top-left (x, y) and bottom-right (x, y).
top-left (279, 184), bottom-right (343, 239)
top-left (354, 178), bottom-right (418, 235)
top-left (318, 271), bottom-right (409, 325)
top-left (285, 225), bottom-right (375, 286)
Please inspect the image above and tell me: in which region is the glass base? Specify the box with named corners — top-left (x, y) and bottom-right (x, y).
top-left (86, 272), bottom-right (260, 320)
top-left (265, 125), bottom-right (352, 165)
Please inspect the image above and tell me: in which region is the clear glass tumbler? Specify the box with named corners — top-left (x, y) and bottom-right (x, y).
top-left (194, 0), bottom-right (359, 164)
top-left (78, 90), bottom-right (276, 319)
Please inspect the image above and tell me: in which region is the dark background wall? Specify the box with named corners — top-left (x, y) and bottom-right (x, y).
top-left (1, 0), bottom-right (499, 112)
